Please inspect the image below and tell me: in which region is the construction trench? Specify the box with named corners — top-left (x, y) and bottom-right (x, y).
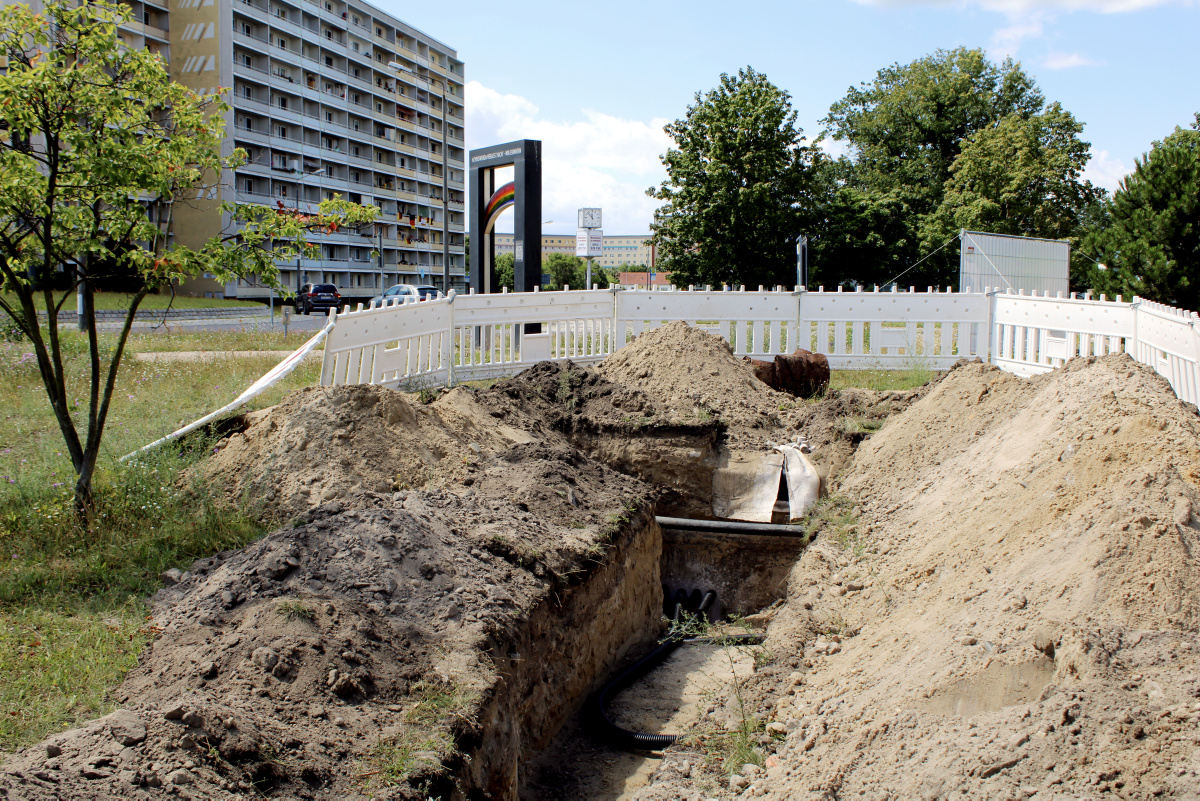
top-left (5, 322), bottom-right (1200, 800)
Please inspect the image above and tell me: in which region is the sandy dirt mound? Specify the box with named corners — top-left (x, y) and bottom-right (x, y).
top-left (598, 321), bottom-right (789, 450)
top-left (631, 355), bottom-right (1200, 799)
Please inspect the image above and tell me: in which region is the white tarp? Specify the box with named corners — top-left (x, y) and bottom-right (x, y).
top-left (710, 438), bottom-right (821, 523)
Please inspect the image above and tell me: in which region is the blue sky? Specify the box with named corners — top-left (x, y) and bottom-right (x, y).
top-left (380, 0), bottom-right (1199, 236)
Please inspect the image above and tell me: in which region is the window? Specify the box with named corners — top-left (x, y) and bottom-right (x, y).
top-left (376, 152), bottom-right (383, 162)
top-left (244, 179), bottom-right (254, 193)
top-left (276, 7), bottom-right (285, 17)
top-left (242, 23), bottom-right (252, 35)
top-left (352, 145), bottom-right (360, 157)
top-left (325, 29), bottom-right (332, 39)
top-left (243, 54), bottom-right (253, 67)
top-left (376, 102), bottom-right (382, 113)
top-left (325, 111), bottom-right (333, 122)
top-left (353, 67), bottom-right (360, 78)
top-left (375, 26), bottom-right (382, 36)
top-left (352, 15), bottom-right (360, 24)
top-left (243, 85), bottom-right (252, 99)
top-left (325, 56), bottom-right (333, 67)
top-left (278, 96), bottom-right (287, 109)
top-left (277, 125), bottom-right (288, 137)
top-left (351, 171), bottom-right (359, 183)
top-left (244, 117), bottom-right (253, 130)
top-left (278, 37), bottom-right (286, 48)
top-left (351, 42), bottom-right (359, 52)
top-left (352, 93), bottom-right (360, 103)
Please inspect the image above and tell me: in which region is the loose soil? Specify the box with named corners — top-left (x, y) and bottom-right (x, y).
top-left (20, 325), bottom-right (1193, 800)
top-left (630, 355), bottom-right (1200, 799)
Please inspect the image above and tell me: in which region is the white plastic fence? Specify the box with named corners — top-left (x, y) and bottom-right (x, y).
top-left (318, 285), bottom-right (1200, 405)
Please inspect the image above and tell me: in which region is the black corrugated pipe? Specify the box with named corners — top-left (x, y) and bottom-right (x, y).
top-left (589, 591), bottom-right (765, 752)
top-left (656, 516), bottom-right (807, 536)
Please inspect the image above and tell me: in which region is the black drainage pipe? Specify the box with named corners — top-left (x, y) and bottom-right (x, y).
top-left (655, 516), bottom-right (807, 537)
top-left (590, 592), bottom-right (765, 752)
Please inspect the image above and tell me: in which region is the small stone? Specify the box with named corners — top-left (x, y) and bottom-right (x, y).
top-left (144, 771), bottom-right (163, 788)
top-left (167, 768), bottom-right (193, 786)
top-left (766, 721), bottom-right (788, 736)
top-left (46, 744), bottom-right (62, 758)
top-left (742, 764), bottom-right (763, 776)
top-left (220, 591), bottom-right (235, 607)
top-left (1033, 628), bottom-right (1056, 658)
top-left (161, 568), bottom-right (184, 586)
top-left (960, 636), bottom-right (978, 646)
top-left (332, 716), bottom-right (347, 728)
top-left (198, 661), bottom-right (217, 679)
top-left (1012, 594), bottom-right (1028, 610)
top-left (163, 704), bottom-right (186, 721)
top-left (846, 581), bottom-right (865, 592)
top-left (830, 585), bottom-right (847, 597)
top-left (180, 711), bottom-right (204, 729)
top-left (109, 710), bottom-right (147, 746)
top-left (730, 774), bottom-right (750, 790)
top-left (252, 647), bottom-right (279, 671)
top-left (765, 755), bottom-right (781, 769)
top-left (80, 767), bottom-right (112, 780)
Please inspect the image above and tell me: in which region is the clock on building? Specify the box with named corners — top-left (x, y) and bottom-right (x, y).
top-left (577, 208), bottom-right (602, 229)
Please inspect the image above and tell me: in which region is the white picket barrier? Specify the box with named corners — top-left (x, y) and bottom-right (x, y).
top-left (1132, 298), bottom-right (1200, 405)
top-left (320, 295), bottom-right (453, 389)
top-left (992, 289), bottom-right (1135, 377)
top-left (617, 286), bottom-right (799, 357)
top-left (801, 286), bottom-right (989, 369)
top-left (318, 285), bottom-right (1200, 405)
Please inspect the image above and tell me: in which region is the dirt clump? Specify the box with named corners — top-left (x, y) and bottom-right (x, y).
top-left (629, 354), bottom-right (1200, 799)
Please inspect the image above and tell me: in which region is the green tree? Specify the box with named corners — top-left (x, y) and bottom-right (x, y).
top-left (1084, 115), bottom-right (1200, 309)
top-left (820, 47), bottom-right (1045, 287)
top-left (0, 0), bottom-right (376, 514)
top-left (540, 252), bottom-right (612, 291)
top-left (920, 103), bottom-right (1107, 286)
top-left (494, 252), bottom-right (516, 291)
top-left (647, 67), bottom-right (818, 289)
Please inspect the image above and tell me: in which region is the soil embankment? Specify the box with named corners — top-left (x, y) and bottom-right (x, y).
top-left (631, 355), bottom-right (1200, 799)
top-left (0, 322), bottom-right (940, 800)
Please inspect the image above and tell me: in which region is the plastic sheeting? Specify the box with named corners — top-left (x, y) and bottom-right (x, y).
top-left (710, 438), bottom-right (820, 523)
top-left (120, 320), bottom-right (334, 462)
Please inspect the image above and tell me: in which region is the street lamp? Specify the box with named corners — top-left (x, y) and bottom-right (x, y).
top-left (389, 62), bottom-right (451, 294)
top-left (294, 167), bottom-right (326, 299)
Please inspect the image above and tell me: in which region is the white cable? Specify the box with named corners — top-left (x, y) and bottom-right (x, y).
top-left (120, 319), bottom-right (335, 462)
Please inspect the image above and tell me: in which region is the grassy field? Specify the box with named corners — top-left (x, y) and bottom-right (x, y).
top-left (0, 323), bottom-right (935, 754)
top-left (0, 328), bottom-right (317, 751)
top-left (2, 291), bottom-right (264, 312)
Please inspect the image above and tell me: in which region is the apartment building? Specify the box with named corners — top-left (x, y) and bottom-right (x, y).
top-left (494, 233), bottom-right (653, 269)
top-left (166, 0), bottom-right (466, 299)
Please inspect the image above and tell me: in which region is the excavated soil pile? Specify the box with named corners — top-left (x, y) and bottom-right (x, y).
top-left (0, 389), bottom-right (664, 800)
top-left (597, 321), bottom-right (786, 450)
top-left (631, 355), bottom-right (1200, 800)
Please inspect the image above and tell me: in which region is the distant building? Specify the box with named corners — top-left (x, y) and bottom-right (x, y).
top-left (494, 233), bottom-right (654, 269)
top-left (618, 271), bottom-right (672, 289)
top-left (9, 0), bottom-right (468, 300)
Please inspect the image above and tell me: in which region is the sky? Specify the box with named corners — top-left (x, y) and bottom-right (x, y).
top-left (377, 0), bottom-right (1199, 236)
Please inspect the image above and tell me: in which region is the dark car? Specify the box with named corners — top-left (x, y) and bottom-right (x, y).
top-left (296, 283), bottom-right (340, 315)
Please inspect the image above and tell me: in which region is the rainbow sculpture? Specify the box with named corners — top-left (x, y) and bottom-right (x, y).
top-left (483, 181), bottom-right (515, 234)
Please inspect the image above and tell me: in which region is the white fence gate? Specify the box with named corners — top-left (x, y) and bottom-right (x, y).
top-left (318, 286), bottom-right (1200, 406)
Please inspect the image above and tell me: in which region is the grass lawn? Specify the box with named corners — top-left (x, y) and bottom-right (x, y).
top-left (0, 329), bottom-right (317, 752)
top-left (2, 290), bottom-right (264, 312)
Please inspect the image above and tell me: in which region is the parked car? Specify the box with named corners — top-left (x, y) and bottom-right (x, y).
top-left (296, 283), bottom-right (340, 315)
top-left (369, 284), bottom-right (442, 308)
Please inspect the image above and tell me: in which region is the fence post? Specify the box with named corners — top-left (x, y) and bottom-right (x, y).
top-left (446, 290), bottom-right (457, 387)
top-left (986, 286), bottom-right (997, 366)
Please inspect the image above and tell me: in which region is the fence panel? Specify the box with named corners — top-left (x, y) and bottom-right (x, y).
top-left (453, 288), bottom-right (616, 382)
top-left (800, 288), bottom-right (989, 370)
top-left (320, 297), bottom-right (452, 389)
top-left (617, 287), bottom-right (798, 357)
top-left (1133, 299), bottom-right (1200, 405)
top-left (992, 290), bottom-right (1135, 377)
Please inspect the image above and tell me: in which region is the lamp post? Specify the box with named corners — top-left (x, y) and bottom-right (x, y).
top-left (390, 63), bottom-right (451, 294)
top-left (294, 167), bottom-right (325, 301)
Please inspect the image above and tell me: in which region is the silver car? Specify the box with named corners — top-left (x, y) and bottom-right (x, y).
top-left (369, 284), bottom-right (441, 308)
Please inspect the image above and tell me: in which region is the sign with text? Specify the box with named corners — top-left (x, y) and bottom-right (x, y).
top-left (576, 229), bottom-right (603, 258)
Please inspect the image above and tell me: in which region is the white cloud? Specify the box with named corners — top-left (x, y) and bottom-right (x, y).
top-left (465, 81), bottom-right (671, 235)
top-left (1083, 148), bottom-right (1130, 192)
top-left (991, 16), bottom-right (1045, 57)
top-left (1042, 51), bottom-right (1101, 68)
